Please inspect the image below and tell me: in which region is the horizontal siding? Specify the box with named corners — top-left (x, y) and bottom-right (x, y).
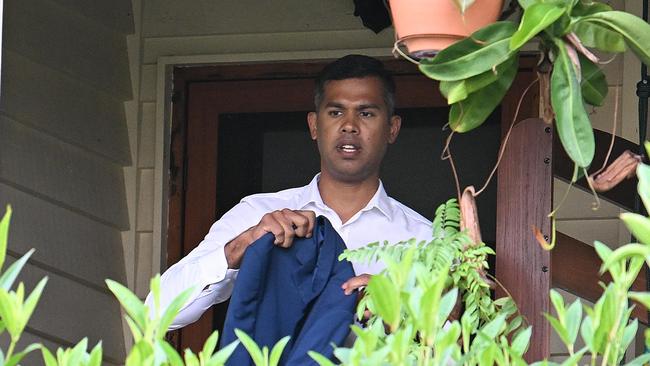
top-left (3, 0), bottom-right (132, 99)
top-left (0, 183), bottom-right (126, 287)
top-left (9, 256), bottom-right (125, 361)
top-left (143, 0), bottom-right (365, 37)
top-left (0, 329), bottom-right (64, 365)
top-left (1, 51), bottom-right (131, 165)
top-left (0, 116), bottom-right (129, 229)
top-left (557, 219), bottom-right (622, 248)
top-left (553, 178), bottom-right (621, 220)
top-left (49, 0), bottom-right (134, 34)
top-left (142, 29), bottom-right (395, 64)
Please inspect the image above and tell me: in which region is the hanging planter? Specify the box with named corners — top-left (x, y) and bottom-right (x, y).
top-left (389, 0), bottom-right (504, 57)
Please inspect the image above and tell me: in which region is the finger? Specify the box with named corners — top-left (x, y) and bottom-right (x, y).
top-left (341, 274), bottom-right (371, 295)
top-left (281, 209), bottom-right (310, 238)
top-left (271, 210), bottom-right (295, 247)
top-left (299, 210), bottom-right (316, 238)
top-left (258, 212), bottom-right (285, 245)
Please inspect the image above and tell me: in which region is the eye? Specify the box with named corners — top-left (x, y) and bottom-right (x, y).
top-left (328, 110), bottom-right (343, 117)
top-left (359, 111), bottom-right (375, 118)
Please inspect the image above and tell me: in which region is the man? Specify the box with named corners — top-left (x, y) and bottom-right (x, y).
top-left (147, 54), bottom-right (432, 330)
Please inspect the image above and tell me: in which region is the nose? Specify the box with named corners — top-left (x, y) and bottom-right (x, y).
top-left (340, 116), bottom-right (360, 134)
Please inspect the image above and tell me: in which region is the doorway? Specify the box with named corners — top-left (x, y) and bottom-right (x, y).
top-left (167, 57), bottom-right (536, 351)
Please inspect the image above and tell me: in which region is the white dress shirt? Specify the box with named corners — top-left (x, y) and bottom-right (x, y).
top-left (147, 174), bottom-right (432, 330)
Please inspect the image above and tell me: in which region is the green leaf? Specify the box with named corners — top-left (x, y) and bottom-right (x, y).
top-left (161, 342), bottom-right (184, 366)
top-left (593, 241), bottom-right (612, 263)
top-left (551, 40), bottom-right (595, 168)
top-left (0, 249), bottom-right (35, 291)
top-left (572, 22), bottom-right (626, 53)
top-left (621, 319), bottom-right (638, 353)
top-left (564, 299), bottom-right (582, 345)
top-left (0, 206), bottom-right (11, 272)
top-left (5, 343), bottom-right (41, 366)
top-left (637, 161), bottom-right (650, 214)
top-left (366, 275), bottom-right (401, 329)
top-left (571, 2), bottom-right (612, 17)
top-left (209, 340), bottom-right (240, 366)
top-left (449, 56), bottom-right (518, 132)
top-left (478, 313), bottom-right (507, 340)
top-left (560, 348), bottom-right (587, 366)
top-left (581, 11), bottom-right (650, 66)
top-left (235, 329), bottom-right (264, 366)
top-left (87, 342), bottom-right (103, 366)
top-left (579, 54), bottom-right (608, 106)
top-left (629, 291), bottom-right (650, 309)
top-left (200, 331), bottom-right (220, 360)
top-left (510, 2), bottom-right (566, 50)
top-left (105, 279), bottom-right (147, 332)
top-left (269, 336), bottom-right (290, 366)
top-left (0, 288), bottom-right (20, 338)
top-left (549, 289), bottom-right (566, 319)
top-left (580, 316), bottom-right (594, 352)
top-left (601, 244), bottom-right (650, 274)
top-left (620, 212), bottom-right (650, 245)
top-left (20, 277), bottom-right (48, 334)
top-left (442, 56), bottom-right (517, 104)
top-left (184, 349), bottom-right (200, 366)
top-left (627, 353), bottom-right (650, 366)
top-left (517, 0), bottom-right (535, 10)
top-left (510, 326), bottom-right (531, 356)
top-left (419, 22), bottom-right (517, 81)
top-left (308, 351), bottom-right (336, 366)
top-left (544, 313), bottom-right (569, 345)
top-left (438, 288), bottom-right (458, 323)
top-left (41, 347), bottom-right (58, 366)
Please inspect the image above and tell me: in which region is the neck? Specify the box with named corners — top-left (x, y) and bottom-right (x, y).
top-left (317, 171), bottom-right (380, 224)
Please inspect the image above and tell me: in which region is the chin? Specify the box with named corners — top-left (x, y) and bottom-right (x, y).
top-left (328, 168), bottom-right (375, 184)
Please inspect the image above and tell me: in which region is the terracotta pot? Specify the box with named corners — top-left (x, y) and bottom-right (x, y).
top-left (389, 0), bottom-right (504, 57)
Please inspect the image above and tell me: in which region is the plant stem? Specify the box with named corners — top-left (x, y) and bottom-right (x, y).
top-left (590, 351), bottom-right (597, 366)
top-left (6, 339), bottom-right (16, 361)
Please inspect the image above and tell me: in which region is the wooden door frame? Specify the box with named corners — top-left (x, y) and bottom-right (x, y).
top-left (164, 55), bottom-right (542, 353)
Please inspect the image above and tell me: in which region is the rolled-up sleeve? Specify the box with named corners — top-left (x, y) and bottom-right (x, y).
top-left (145, 200), bottom-right (264, 329)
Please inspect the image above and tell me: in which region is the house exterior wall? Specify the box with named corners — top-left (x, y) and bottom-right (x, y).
top-left (0, 0), bottom-right (134, 363)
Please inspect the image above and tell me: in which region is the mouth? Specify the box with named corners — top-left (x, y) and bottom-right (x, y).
top-left (336, 144), bottom-right (361, 154)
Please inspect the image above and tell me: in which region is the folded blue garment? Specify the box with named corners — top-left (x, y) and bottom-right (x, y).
top-left (220, 216), bottom-right (357, 366)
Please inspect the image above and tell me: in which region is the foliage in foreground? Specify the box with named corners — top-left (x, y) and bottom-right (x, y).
top-left (307, 142), bottom-right (650, 366)
top-left (418, 0), bottom-right (650, 171)
top-left (6, 144), bottom-right (650, 364)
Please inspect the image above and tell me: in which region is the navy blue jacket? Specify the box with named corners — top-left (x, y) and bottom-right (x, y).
top-left (220, 216), bottom-right (357, 365)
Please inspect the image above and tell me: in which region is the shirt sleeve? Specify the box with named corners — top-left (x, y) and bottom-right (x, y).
top-left (144, 200), bottom-right (265, 330)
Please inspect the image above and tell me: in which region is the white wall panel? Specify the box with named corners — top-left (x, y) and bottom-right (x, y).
top-left (0, 117), bottom-right (129, 229)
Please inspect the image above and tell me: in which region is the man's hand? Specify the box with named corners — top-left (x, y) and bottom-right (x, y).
top-left (250, 209), bottom-right (316, 247)
top-left (225, 209), bottom-right (316, 268)
top-left (341, 274), bottom-right (371, 295)
top-left (342, 274), bottom-right (372, 322)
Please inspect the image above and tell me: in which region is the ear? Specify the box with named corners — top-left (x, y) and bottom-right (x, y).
top-left (387, 115), bottom-right (401, 144)
top-left (307, 112), bottom-right (318, 140)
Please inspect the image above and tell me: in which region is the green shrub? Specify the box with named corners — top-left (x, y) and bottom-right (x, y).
top-left (5, 144), bottom-right (650, 365)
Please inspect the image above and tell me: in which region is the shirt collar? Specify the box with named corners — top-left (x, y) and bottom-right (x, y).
top-left (298, 173), bottom-right (393, 220)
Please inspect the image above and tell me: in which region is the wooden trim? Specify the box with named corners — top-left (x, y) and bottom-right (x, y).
top-left (496, 118), bottom-right (553, 361)
top-left (552, 231), bottom-right (648, 324)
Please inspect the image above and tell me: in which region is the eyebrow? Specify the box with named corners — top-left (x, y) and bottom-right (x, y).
top-left (324, 102), bottom-right (381, 110)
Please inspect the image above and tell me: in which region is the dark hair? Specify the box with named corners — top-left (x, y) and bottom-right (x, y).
top-left (314, 55), bottom-right (396, 116)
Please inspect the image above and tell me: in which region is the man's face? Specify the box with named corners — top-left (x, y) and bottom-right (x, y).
top-left (307, 77), bottom-right (401, 183)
